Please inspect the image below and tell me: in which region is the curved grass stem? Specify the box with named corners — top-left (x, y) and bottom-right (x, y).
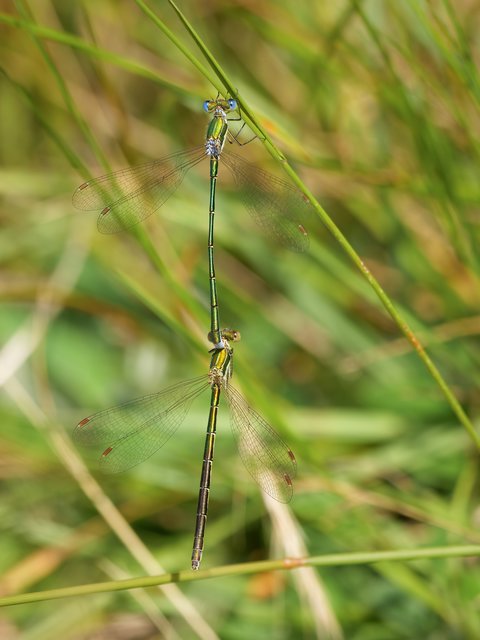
top-left (2, 544), bottom-right (480, 608)
top-left (146, 0), bottom-right (480, 450)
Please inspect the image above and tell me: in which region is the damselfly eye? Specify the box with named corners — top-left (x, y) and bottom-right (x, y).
top-left (203, 100), bottom-right (211, 113)
top-left (228, 99), bottom-right (237, 109)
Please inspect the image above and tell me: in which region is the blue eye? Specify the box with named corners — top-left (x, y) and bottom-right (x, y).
top-left (228, 99), bottom-right (237, 109)
top-left (203, 100), bottom-right (210, 112)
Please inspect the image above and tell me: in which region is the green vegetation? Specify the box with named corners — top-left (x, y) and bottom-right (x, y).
top-left (1, 1), bottom-right (479, 637)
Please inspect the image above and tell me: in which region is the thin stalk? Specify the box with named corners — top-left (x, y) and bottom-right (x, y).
top-left (133, 0), bottom-right (218, 90)
top-left (1, 545), bottom-right (479, 608)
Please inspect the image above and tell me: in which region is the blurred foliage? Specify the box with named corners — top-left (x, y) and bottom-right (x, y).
top-left (1, 0), bottom-right (480, 638)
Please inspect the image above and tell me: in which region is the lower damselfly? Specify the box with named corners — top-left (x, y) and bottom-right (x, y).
top-left (74, 329), bottom-right (296, 570)
top-left (72, 96), bottom-right (311, 346)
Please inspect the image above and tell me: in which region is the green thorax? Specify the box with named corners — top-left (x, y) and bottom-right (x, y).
top-left (205, 114), bottom-right (229, 158)
top-left (208, 329), bottom-right (240, 386)
top-left (209, 344), bottom-right (232, 384)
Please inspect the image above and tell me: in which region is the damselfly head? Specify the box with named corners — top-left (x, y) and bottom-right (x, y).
top-left (221, 328), bottom-right (241, 343)
top-left (203, 97), bottom-right (237, 114)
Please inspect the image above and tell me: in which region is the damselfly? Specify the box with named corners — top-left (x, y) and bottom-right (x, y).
top-left (72, 97), bottom-right (311, 346)
top-left (74, 329), bottom-right (296, 570)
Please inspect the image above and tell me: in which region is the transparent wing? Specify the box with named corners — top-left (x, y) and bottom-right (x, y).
top-left (225, 383), bottom-right (296, 502)
top-left (74, 375), bottom-right (210, 473)
top-left (72, 146), bottom-right (206, 234)
top-left (222, 150), bottom-right (311, 252)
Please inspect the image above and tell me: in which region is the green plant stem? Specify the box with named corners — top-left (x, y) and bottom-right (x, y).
top-left (157, 0), bottom-right (480, 450)
top-left (1, 545), bottom-right (479, 608)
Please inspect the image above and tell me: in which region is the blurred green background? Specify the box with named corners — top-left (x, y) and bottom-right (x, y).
top-left (1, 0), bottom-right (480, 638)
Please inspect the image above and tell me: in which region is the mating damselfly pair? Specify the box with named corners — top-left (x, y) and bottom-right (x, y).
top-left (73, 97), bottom-right (310, 569)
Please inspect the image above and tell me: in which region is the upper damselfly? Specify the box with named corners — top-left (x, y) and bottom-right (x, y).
top-left (72, 97), bottom-right (311, 345)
